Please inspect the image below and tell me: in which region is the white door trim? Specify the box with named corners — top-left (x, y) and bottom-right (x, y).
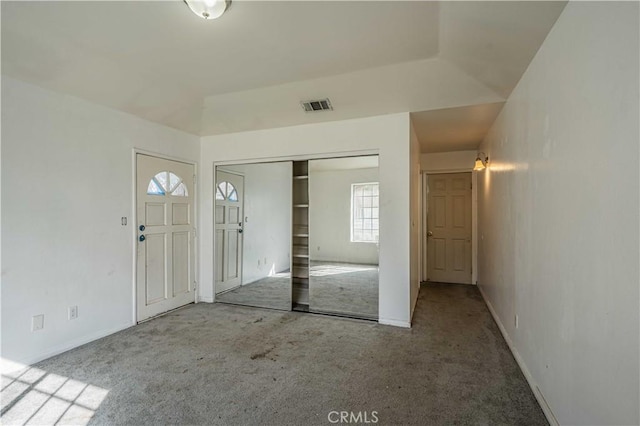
top-left (212, 149), bottom-right (379, 168)
top-left (422, 170), bottom-right (477, 285)
top-left (216, 168), bottom-right (245, 177)
top-left (132, 148), bottom-right (198, 324)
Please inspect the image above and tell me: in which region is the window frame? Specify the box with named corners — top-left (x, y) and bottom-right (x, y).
top-left (350, 181), bottom-right (380, 244)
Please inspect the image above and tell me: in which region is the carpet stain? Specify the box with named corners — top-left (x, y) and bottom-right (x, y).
top-left (250, 346), bottom-right (274, 360)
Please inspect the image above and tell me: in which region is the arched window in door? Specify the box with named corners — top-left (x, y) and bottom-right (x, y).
top-left (216, 181), bottom-right (238, 201)
top-left (147, 171), bottom-right (189, 196)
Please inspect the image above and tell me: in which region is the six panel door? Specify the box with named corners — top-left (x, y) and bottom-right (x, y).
top-left (426, 173), bottom-right (472, 284)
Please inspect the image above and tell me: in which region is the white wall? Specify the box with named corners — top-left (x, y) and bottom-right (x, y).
top-left (420, 150), bottom-right (476, 172)
top-left (200, 113), bottom-right (413, 327)
top-left (409, 121), bottom-right (421, 316)
top-left (309, 167), bottom-right (379, 265)
top-left (477, 3), bottom-right (639, 425)
top-left (1, 78), bottom-right (200, 365)
top-left (221, 162), bottom-right (292, 285)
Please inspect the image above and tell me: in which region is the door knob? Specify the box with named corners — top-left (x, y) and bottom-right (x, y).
top-left (139, 225), bottom-right (145, 231)
top-left (427, 231), bottom-right (433, 237)
top-left (139, 235), bottom-right (146, 242)
top-left (238, 229), bottom-right (243, 234)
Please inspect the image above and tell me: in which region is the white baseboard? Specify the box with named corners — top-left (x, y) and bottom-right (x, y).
top-left (198, 296), bottom-right (214, 303)
top-left (7, 322), bottom-right (134, 368)
top-left (477, 285), bottom-right (559, 426)
top-left (379, 318), bottom-right (411, 328)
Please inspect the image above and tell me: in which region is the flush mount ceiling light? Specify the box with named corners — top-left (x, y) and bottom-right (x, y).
top-left (184, 0), bottom-right (231, 20)
top-left (473, 152), bottom-right (489, 171)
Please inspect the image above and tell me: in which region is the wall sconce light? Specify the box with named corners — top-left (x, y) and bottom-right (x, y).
top-left (474, 152), bottom-right (489, 171)
top-left (184, 0), bottom-right (231, 20)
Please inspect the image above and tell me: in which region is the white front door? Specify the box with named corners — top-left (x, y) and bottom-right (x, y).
top-left (426, 173), bottom-right (472, 284)
top-left (136, 154), bottom-right (195, 322)
top-left (215, 170), bottom-right (244, 294)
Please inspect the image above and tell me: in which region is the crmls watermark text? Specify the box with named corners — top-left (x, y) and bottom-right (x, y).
top-left (328, 411), bottom-right (379, 424)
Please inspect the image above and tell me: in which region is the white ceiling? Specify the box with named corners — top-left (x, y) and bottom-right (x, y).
top-left (411, 103), bottom-right (505, 153)
top-left (1, 1), bottom-right (566, 150)
top-left (201, 57), bottom-right (504, 135)
top-left (439, 1), bottom-right (567, 98)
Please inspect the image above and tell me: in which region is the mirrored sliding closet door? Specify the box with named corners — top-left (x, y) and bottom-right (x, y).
top-left (308, 156), bottom-right (379, 320)
top-left (214, 161), bottom-right (292, 311)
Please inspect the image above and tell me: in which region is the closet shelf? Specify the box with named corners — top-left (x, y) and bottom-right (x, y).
top-left (292, 226), bottom-right (309, 237)
top-left (292, 245), bottom-right (309, 258)
top-left (292, 160), bottom-right (310, 312)
top-left (292, 274), bottom-right (309, 280)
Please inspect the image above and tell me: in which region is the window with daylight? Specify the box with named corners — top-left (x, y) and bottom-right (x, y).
top-left (351, 182), bottom-right (379, 243)
top-left (147, 171), bottom-right (188, 197)
top-left (216, 181), bottom-right (238, 202)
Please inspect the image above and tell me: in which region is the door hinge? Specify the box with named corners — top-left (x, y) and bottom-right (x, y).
top-left (193, 228), bottom-right (197, 238)
top-left (193, 281), bottom-right (197, 290)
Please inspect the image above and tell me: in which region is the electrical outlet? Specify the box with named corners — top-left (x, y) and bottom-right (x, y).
top-left (32, 314), bottom-right (44, 332)
top-left (515, 314), bottom-right (519, 329)
top-left (69, 306), bottom-right (78, 320)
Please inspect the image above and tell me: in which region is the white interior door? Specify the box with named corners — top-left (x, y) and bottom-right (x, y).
top-left (136, 154), bottom-right (195, 322)
top-left (215, 170), bottom-right (244, 294)
top-left (426, 173), bottom-right (472, 284)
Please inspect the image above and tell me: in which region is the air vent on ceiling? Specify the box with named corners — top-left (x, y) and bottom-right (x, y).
top-left (301, 98), bottom-right (333, 113)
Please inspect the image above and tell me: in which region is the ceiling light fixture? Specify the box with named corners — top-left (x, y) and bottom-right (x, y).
top-left (473, 152), bottom-right (489, 171)
top-left (184, 0), bottom-right (231, 20)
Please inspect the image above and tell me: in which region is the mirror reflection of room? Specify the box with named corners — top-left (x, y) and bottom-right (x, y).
top-left (215, 162), bottom-right (292, 310)
top-left (308, 156), bottom-right (379, 320)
